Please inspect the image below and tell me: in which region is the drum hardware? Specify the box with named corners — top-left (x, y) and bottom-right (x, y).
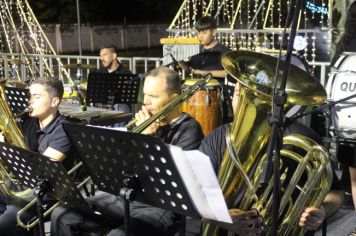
top-left (204, 92), bottom-right (211, 106)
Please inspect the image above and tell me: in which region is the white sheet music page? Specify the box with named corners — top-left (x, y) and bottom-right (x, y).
top-left (169, 145), bottom-right (232, 223)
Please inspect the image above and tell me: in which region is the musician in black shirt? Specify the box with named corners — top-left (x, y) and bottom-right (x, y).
top-left (50, 67), bottom-right (204, 236)
top-left (199, 82), bottom-right (343, 234)
top-left (178, 15), bottom-right (230, 82)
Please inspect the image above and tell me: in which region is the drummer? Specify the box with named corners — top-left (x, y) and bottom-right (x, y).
top-left (178, 15), bottom-right (230, 83)
top-left (178, 16), bottom-right (230, 123)
top-left (97, 44), bottom-right (132, 115)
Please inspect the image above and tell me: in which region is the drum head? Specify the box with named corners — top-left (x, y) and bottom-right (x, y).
top-left (183, 78), bottom-right (220, 87)
top-left (332, 52), bottom-right (356, 71)
top-left (326, 70), bottom-right (356, 140)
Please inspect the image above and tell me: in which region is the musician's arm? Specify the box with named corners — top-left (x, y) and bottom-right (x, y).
top-left (299, 190), bottom-right (343, 230)
top-left (178, 60), bottom-right (191, 73)
top-left (191, 68), bottom-right (226, 78)
top-left (43, 147), bottom-right (66, 162)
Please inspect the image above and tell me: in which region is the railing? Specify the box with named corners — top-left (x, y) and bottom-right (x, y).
top-left (0, 53), bottom-right (163, 84)
top-left (0, 53), bottom-right (330, 86)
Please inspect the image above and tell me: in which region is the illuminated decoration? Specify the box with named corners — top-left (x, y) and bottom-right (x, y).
top-left (0, 0), bottom-right (71, 82)
top-left (166, 0), bottom-right (332, 64)
top-left (306, 1), bottom-right (328, 15)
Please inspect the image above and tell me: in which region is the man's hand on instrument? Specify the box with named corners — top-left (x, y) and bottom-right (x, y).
top-left (204, 209), bottom-right (264, 236)
top-left (299, 206), bottom-right (326, 231)
top-left (134, 105), bottom-right (159, 135)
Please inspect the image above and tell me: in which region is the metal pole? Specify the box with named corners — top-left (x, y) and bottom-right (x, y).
top-left (76, 0), bottom-right (82, 57)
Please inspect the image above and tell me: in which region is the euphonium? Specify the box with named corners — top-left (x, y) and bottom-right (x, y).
top-left (203, 51), bottom-right (332, 235)
top-left (0, 78), bottom-right (32, 197)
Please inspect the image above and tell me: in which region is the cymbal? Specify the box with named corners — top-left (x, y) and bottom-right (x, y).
top-left (221, 50), bottom-right (326, 105)
top-left (62, 63), bottom-right (97, 69)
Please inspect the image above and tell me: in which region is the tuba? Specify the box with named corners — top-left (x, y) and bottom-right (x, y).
top-left (0, 78), bottom-right (32, 197)
top-left (203, 51), bottom-right (333, 235)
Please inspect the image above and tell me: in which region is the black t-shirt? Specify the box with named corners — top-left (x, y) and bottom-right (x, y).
top-left (96, 63), bottom-right (132, 113)
top-left (199, 120), bottom-right (342, 191)
top-left (155, 113), bottom-right (204, 151)
top-left (20, 113), bottom-right (75, 169)
top-left (187, 43), bottom-right (230, 80)
top-left (97, 63), bottom-right (131, 74)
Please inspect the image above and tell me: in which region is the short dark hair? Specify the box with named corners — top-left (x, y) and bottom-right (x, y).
top-left (100, 43), bottom-right (118, 54)
top-left (31, 78), bottom-right (64, 100)
top-left (145, 67), bottom-right (181, 94)
top-left (195, 15), bottom-right (217, 31)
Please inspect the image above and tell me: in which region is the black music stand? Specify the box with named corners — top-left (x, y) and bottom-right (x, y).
top-left (4, 86), bottom-right (29, 114)
top-left (63, 123), bottom-right (201, 236)
top-left (86, 72), bottom-right (141, 108)
top-left (0, 143), bottom-right (95, 236)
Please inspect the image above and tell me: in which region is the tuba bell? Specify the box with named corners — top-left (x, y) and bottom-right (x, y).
top-left (0, 78), bottom-right (32, 197)
top-left (203, 51), bottom-right (333, 235)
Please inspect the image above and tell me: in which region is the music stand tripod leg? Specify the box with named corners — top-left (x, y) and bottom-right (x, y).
top-left (34, 179), bottom-right (51, 236)
top-left (119, 173), bottom-right (139, 236)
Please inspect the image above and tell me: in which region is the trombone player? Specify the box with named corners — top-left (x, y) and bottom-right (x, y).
top-left (0, 78), bottom-right (75, 236)
top-left (51, 66), bottom-right (205, 236)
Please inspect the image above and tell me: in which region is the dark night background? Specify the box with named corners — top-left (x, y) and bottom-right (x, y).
top-left (28, 0), bottom-right (181, 24)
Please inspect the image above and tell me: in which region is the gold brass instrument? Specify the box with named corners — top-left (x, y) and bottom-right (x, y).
top-left (17, 73), bottom-right (213, 229)
top-left (0, 78), bottom-right (32, 197)
top-left (126, 73), bottom-right (213, 133)
top-left (203, 51), bottom-right (332, 236)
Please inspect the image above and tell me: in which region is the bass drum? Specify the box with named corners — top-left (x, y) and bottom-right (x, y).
top-left (326, 52), bottom-right (356, 141)
top-left (182, 78), bottom-right (222, 136)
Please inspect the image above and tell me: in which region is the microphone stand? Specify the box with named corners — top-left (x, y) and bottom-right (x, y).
top-left (75, 68), bottom-right (87, 111)
top-left (260, 0), bottom-right (305, 235)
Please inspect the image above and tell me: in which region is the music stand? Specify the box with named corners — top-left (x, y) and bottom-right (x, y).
top-left (85, 72), bottom-right (141, 107)
top-left (63, 123), bottom-right (200, 236)
top-left (4, 86), bottom-right (29, 114)
top-left (0, 143), bottom-right (95, 236)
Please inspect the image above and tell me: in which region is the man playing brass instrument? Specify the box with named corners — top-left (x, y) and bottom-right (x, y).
top-left (0, 78), bottom-right (75, 235)
top-left (199, 82), bottom-right (344, 235)
top-left (51, 66), bottom-right (205, 235)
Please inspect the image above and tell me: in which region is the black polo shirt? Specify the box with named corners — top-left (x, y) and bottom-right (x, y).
top-left (155, 113), bottom-right (204, 151)
top-left (21, 113), bottom-right (74, 160)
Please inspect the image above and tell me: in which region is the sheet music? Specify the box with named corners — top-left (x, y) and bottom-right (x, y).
top-left (169, 145), bottom-right (232, 223)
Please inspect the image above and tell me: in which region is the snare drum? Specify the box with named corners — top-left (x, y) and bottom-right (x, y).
top-left (182, 78), bottom-right (222, 136)
top-left (326, 53), bottom-right (356, 141)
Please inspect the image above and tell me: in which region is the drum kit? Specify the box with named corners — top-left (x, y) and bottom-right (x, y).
top-left (61, 63), bottom-right (96, 100)
top-left (182, 78), bottom-right (222, 136)
top-left (325, 52), bottom-right (356, 144)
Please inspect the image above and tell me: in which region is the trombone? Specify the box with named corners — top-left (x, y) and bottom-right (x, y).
top-left (16, 73), bottom-right (213, 230)
top-left (17, 161), bottom-right (91, 229)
